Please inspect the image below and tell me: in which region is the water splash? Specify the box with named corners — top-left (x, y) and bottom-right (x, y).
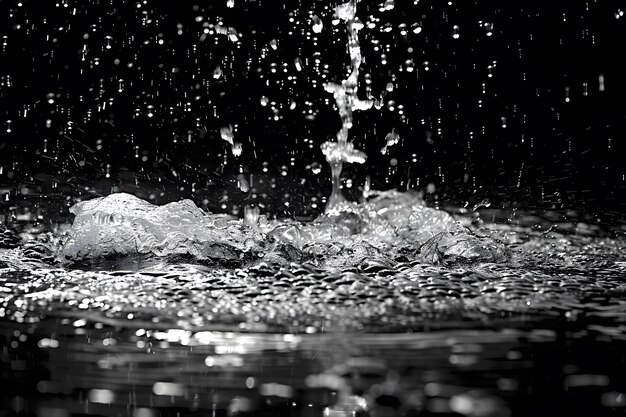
top-left (321, 0), bottom-right (375, 212)
top-left (53, 191), bottom-right (509, 270)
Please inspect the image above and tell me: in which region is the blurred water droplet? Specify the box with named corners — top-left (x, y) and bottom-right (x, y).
top-left (312, 16), bottom-right (323, 33)
top-left (452, 25), bottom-right (460, 39)
top-left (231, 142), bottom-right (243, 157)
top-left (385, 128), bottom-right (400, 146)
top-left (237, 174), bottom-right (250, 192)
top-left (213, 65), bottom-right (222, 79)
top-left (383, 0), bottom-right (395, 11)
top-left (598, 74), bottom-right (605, 91)
top-left (310, 162), bottom-right (322, 175)
top-left (220, 125), bottom-right (234, 145)
top-left (244, 205), bottom-right (260, 227)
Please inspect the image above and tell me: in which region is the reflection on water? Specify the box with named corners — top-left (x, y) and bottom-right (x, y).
top-left (2, 318), bottom-right (626, 417)
top-left (1, 208), bottom-right (626, 416)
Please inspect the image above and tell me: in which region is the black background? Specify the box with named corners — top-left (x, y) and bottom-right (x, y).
top-left (0, 0), bottom-right (625, 224)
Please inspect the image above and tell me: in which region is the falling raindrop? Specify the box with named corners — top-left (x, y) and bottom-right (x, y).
top-left (452, 25), bottom-right (460, 39)
top-left (213, 66), bottom-right (222, 79)
top-left (598, 74), bottom-right (605, 91)
top-left (312, 16), bottom-right (323, 33)
top-left (231, 142), bottom-right (242, 157)
top-left (310, 162), bottom-right (322, 174)
top-left (220, 125), bottom-right (235, 145)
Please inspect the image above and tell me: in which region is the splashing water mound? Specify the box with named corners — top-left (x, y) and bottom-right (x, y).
top-left (54, 0), bottom-right (510, 269)
top-left (60, 193), bottom-right (265, 264)
top-left (59, 192), bottom-right (508, 268)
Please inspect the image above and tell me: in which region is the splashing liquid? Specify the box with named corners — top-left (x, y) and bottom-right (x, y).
top-left (321, 0), bottom-right (374, 213)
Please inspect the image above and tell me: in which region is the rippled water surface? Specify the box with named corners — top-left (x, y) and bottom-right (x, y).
top-left (1, 199), bottom-right (625, 417)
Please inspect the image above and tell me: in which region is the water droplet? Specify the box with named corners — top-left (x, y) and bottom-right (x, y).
top-left (385, 128), bottom-right (400, 146)
top-left (598, 74), bottom-right (605, 91)
top-left (452, 25), bottom-right (460, 39)
top-left (383, 0), bottom-right (395, 11)
top-left (294, 57), bottom-right (303, 71)
top-left (213, 65), bottom-right (222, 79)
top-left (310, 162), bottom-right (322, 175)
top-left (237, 174), bottom-right (250, 192)
top-left (220, 125), bottom-right (234, 145)
top-left (312, 16), bottom-right (323, 33)
top-left (231, 142), bottom-right (243, 157)
top-left (244, 205), bottom-right (260, 226)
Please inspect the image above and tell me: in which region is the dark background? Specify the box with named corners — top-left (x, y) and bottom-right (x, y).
top-left (0, 0), bottom-right (625, 225)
